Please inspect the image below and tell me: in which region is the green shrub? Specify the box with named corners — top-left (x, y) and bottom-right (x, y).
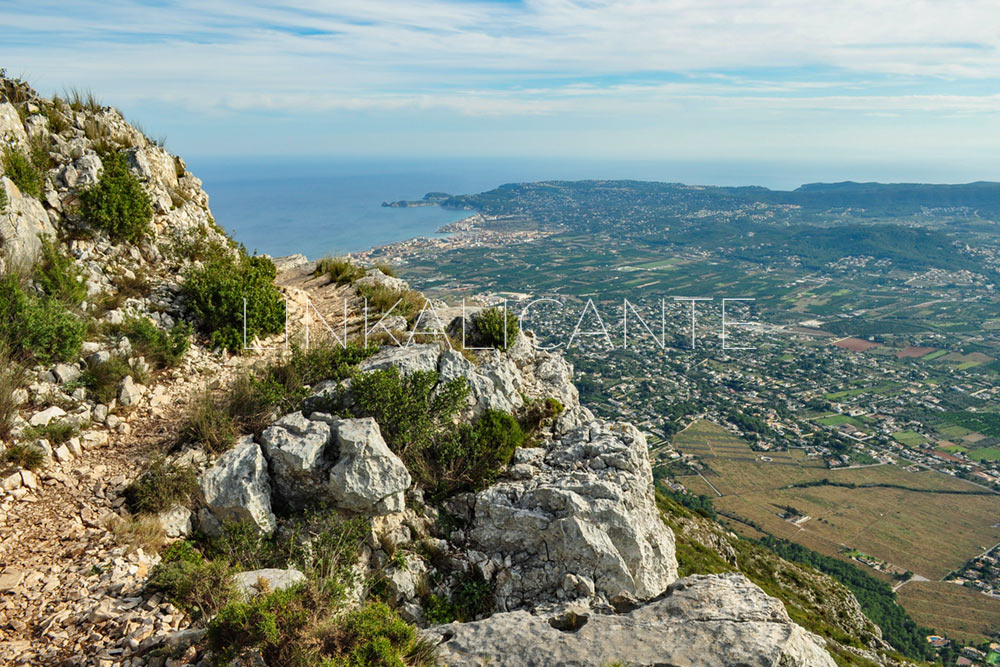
top-left (314, 256), bottom-right (364, 284)
top-left (286, 341), bottom-right (378, 386)
top-left (210, 593), bottom-right (435, 667)
top-left (357, 283), bottom-right (426, 321)
top-left (1, 443), bottom-right (46, 472)
top-left (344, 368), bottom-right (468, 458)
top-left (79, 151), bottom-right (153, 242)
top-left (473, 307), bottom-right (519, 351)
top-left (21, 420), bottom-right (78, 445)
top-left (35, 237), bottom-right (86, 305)
top-left (182, 251), bottom-right (285, 352)
top-left (123, 459), bottom-right (199, 514)
top-left (341, 368), bottom-right (523, 500)
top-left (0, 184), bottom-right (7, 214)
top-left (325, 601), bottom-right (436, 666)
top-left (0, 342), bottom-right (26, 440)
top-left (117, 316), bottom-right (191, 368)
top-left (145, 541), bottom-right (236, 619)
top-left (77, 355), bottom-right (135, 405)
top-left (0, 273), bottom-right (85, 364)
top-left (2, 146), bottom-right (44, 198)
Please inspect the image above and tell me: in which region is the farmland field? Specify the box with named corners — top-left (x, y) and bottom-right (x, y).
top-left (672, 420), bottom-right (1000, 582)
top-left (897, 581), bottom-right (1000, 644)
top-left (893, 430), bottom-right (928, 447)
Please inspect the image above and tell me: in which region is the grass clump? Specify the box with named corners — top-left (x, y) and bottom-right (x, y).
top-left (0, 342), bottom-right (26, 440)
top-left (123, 459), bottom-right (199, 514)
top-left (338, 367), bottom-right (524, 500)
top-left (0, 273), bottom-right (85, 364)
top-left (1, 443), bottom-right (46, 472)
top-left (36, 237), bottom-right (86, 305)
top-left (64, 88), bottom-right (102, 113)
top-left (209, 593), bottom-right (436, 667)
top-left (79, 151), bottom-right (153, 242)
top-left (314, 256), bottom-right (364, 284)
top-left (0, 183), bottom-right (7, 214)
top-left (146, 541), bottom-right (236, 619)
top-left (106, 514), bottom-right (167, 554)
top-left (182, 250), bottom-right (285, 352)
top-left (2, 145), bottom-right (45, 198)
top-left (178, 342), bottom-right (376, 452)
top-left (176, 388), bottom-right (239, 454)
top-left (473, 307), bottom-right (519, 351)
top-left (357, 283), bottom-right (426, 322)
top-left (21, 420), bottom-right (78, 445)
top-left (77, 355), bottom-right (140, 405)
top-left (373, 262), bottom-right (397, 277)
top-left (116, 316), bottom-right (191, 368)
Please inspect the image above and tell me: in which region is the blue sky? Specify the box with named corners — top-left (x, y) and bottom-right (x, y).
top-left (3, 0), bottom-right (1000, 178)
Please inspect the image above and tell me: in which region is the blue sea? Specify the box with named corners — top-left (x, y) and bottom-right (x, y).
top-left (188, 157), bottom-right (988, 258)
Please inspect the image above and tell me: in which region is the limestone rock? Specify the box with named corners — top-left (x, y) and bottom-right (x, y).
top-left (199, 438), bottom-right (276, 535)
top-left (0, 177), bottom-right (55, 271)
top-left (158, 505), bottom-right (193, 538)
top-left (468, 420), bottom-right (676, 609)
top-left (259, 411), bottom-right (332, 505)
top-left (29, 406), bottom-right (66, 427)
top-left (233, 568), bottom-right (306, 599)
top-left (328, 418), bottom-right (410, 514)
top-left (427, 573), bottom-right (836, 667)
top-left (118, 375), bottom-right (144, 406)
top-left (0, 102), bottom-right (28, 149)
top-left (355, 268), bottom-right (410, 292)
top-left (358, 344), bottom-right (440, 376)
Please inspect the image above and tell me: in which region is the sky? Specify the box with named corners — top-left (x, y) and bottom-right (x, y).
top-left (3, 0), bottom-right (1000, 179)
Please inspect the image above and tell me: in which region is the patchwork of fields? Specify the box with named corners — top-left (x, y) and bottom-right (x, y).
top-left (897, 581), bottom-right (1000, 644)
top-left (673, 420), bottom-right (1000, 581)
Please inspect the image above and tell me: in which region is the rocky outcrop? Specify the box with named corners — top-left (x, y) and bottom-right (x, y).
top-left (0, 176), bottom-right (55, 272)
top-left (258, 412), bottom-right (410, 514)
top-left (327, 417), bottom-right (411, 514)
top-left (461, 420), bottom-right (677, 610)
top-left (428, 573), bottom-right (837, 667)
top-left (198, 438), bottom-right (276, 535)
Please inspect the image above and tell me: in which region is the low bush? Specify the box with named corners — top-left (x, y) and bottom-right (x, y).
top-left (35, 237), bottom-right (86, 305)
top-left (518, 396), bottom-right (565, 439)
top-left (341, 368), bottom-right (524, 500)
top-left (2, 145), bottom-right (44, 198)
top-left (79, 151), bottom-right (153, 242)
top-left (0, 273), bottom-right (85, 364)
top-left (0, 342), bottom-right (26, 440)
top-left (182, 251), bottom-right (285, 352)
top-left (78, 355), bottom-right (138, 405)
top-left (123, 459), bottom-right (199, 514)
top-left (1, 443), bottom-right (46, 472)
top-left (146, 541), bottom-right (236, 619)
top-left (314, 256), bottom-right (364, 284)
top-left (357, 283), bottom-right (426, 321)
top-left (178, 342), bottom-right (377, 452)
top-left (0, 184), bottom-right (7, 213)
top-left (209, 593), bottom-right (435, 667)
top-left (117, 316), bottom-right (191, 368)
top-left (21, 420), bottom-right (78, 445)
top-left (473, 307), bottom-right (520, 351)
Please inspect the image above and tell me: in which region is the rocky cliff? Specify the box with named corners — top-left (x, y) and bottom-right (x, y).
top-left (0, 76), bottom-right (912, 666)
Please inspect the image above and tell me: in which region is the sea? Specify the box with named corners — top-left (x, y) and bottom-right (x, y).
top-left (187, 156), bottom-right (988, 259)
